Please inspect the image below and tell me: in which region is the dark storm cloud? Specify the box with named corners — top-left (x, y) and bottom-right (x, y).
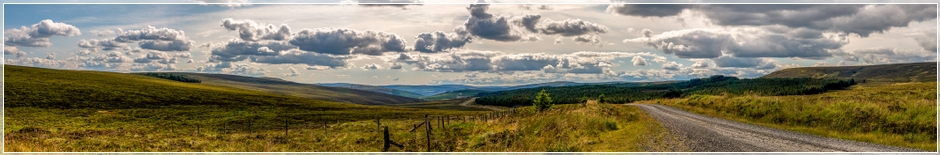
top-left (289, 28), bottom-right (407, 55)
top-left (4, 19), bottom-right (81, 47)
top-left (220, 18), bottom-right (292, 41)
top-left (413, 31), bottom-right (472, 53)
top-left (712, 56), bottom-right (766, 68)
top-left (911, 31), bottom-right (937, 52)
top-left (535, 19), bottom-right (610, 37)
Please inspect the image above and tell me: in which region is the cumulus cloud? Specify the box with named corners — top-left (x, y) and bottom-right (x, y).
top-left (138, 40), bottom-right (195, 51)
top-left (395, 50), bottom-right (664, 74)
top-left (910, 31), bottom-right (937, 52)
top-left (609, 4), bottom-right (937, 38)
top-left (361, 63), bottom-right (383, 70)
top-left (282, 67), bottom-right (300, 77)
top-left (220, 18), bottom-right (291, 41)
top-left (458, 3), bottom-right (539, 42)
top-left (532, 18), bottom-right (610, 37)
top-left (661, 61), bottom-right (681, 70)
top-left (4, 46), bottom-right (27, 58)
top-left (835, 48), bottom-right (938, 65)
top-left (251, 49), bottom-right (349, 68)
top-left (208, 40), bottom-right (295, 62)
top-left (197, 62), bottom-right (266, 76)
top-left (114, 26), bottom-right (190, 43)
top-left (289, 28), bottom-right (406, 55)
top-left (133, 51), bottom-right (192, 64)
top-left (631, 55), bottom-right (647, 66)
top-left (4, 19), bottom-right (81, 47)
top-left (5, 57), bottom-right (78, 69)
top-left (626, 28), bottom-right (842, 59)
top-left (413, 31), bottom-right (472, 53)
top-left (712, 56), bottom-right (775, 69)
top-left (390, 63), bottom-right (403, 69)
top-left (691, 59), bottom-right (709, 68)
top-left (78, 39), bottom-right (129, 51)
top-left (572, 34), bottom-right (603, 47)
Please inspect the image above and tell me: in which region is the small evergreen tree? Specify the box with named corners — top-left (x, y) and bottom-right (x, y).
top-left (532, 89), bottom-right (553, 112)
top-left (597, 93), bottom-right (606, 104)
top-left (579, 96), bottom-right (588, 107)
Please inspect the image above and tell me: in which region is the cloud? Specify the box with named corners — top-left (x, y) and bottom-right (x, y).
top-left (4, 46), bottom-right (27, 58)
top-left (4, 19), bottom-right (81, 47)
top-left (191, 0), bottom-right (251, 8)
top-left (608, 4), bottom-right (937, 37)
top-left (460, 4), bottom-right (538, 42)
top-left (389, 63), bottom-right (403, 69)
top-left (631, 55), bottom-right (647, 66)
top-left (396, 50), bottom-right (663, 74)
top-left (413, 31), bottom-right (472, 53)
top-left (626, 28), bottom-right (842, 59)
top-left (133, 51), bottom-right (192, 64)
top-left (5, 57), bottom-right (78, 69)
top-left (220, 18), bottom-right (292, 41)
top-left (835, 48), bottom-right (938, 65)
top-left (114, 26), bottom-right (190, 43)
top-left (289, 28), bottom-right (407, 55)
top-left (606, 4), bottom-right (691, 17)
top-left (196, 62), bottom-right (266, 76)
top-left (138, 40), bottom-right (195, 51)
top-left (78, 39), bottom-right (129, 51)
top-left (691, 59), bottom-right (709, 68)
top-left (361, 63), bottom-right (383, 70)
top-left (251, 49), bottom-right (349, 68)
top-left (533, 18), bottom-right (610, 37)
top-left (661, 61), bottom-right (681, 70)
top-left (353, 0), bottom-right (423, 8)
top-left (572, 34), bottom-right (602, 47)
top-left (282, 67), bottom-right (300, 77)
top-left (910, 31), bottom-right (937, 52)
top-left (208, 40), bottom-right (295, 62)
top-left (712, 56), bottom-right (773, 68)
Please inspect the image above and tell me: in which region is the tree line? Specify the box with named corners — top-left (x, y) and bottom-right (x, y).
top-left (474, 75), bottom-right (857, 107)
top-left (136, 73), bottom-right (202, 83)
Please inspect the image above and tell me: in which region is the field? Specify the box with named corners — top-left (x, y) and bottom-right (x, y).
top-left (3, 65), bottom-right (677, 152)
top-left (640, 82), bottom-right (937, 151)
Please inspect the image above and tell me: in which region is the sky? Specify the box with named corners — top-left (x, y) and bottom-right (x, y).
top-left (2, 0), bottom-right (938, 86)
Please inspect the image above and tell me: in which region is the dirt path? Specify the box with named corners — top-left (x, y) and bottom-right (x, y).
top-left (631, 104), bottom-right (926, 152)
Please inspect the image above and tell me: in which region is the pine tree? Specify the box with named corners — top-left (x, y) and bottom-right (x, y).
top-left (532, 89), bottom-right (553, 112)
top-left (598, 93), bottom-right (606, 104)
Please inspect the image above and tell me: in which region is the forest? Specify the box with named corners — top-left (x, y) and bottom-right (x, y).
top-left (135, 73), bottom-right (202, 83)
top-left (474, 75), bottom-right (857, 107)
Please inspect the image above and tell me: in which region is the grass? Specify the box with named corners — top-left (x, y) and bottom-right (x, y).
top-left (761, 62), bottom-right (936, 82)
top-left (4, 65), bottom-right (679, 152)
top-left (388, 98), bottom-right (492, 111)
top-left (639, 82), bottom-right (937, 151)
top-left (6, 101), bottom-right (679, 151)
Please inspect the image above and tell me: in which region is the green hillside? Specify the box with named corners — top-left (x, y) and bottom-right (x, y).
top-left (761, 62), bottom-right (937, 82)
top-left (421, 89), bottom-right (489, 101)
top-left (168, 73), bottom-right (423, 105)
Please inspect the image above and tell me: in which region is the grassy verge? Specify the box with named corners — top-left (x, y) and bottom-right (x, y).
top-left (5, 102), bottom-right (679, 152)
top-left (638, 82), bottom-right (937, 151)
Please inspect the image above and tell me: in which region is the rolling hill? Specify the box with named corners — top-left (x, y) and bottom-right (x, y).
top-left (421, 89), bottom-right (490, 100)
top-left (167, 72), bottom-right (423, 105)
top-left (761, 62), bottom-right (937, 82)
top-left (317, 83), bottom-right (424, 98)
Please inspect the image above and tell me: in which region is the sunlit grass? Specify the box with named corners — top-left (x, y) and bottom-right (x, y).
top-left (642, 82), bottom-right (937, 151)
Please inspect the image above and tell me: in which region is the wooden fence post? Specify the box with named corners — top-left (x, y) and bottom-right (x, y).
top-left (376, 118), bottom-right (381, 133)
top-left (425, 114), bottom-right (431, 152)
top-left (248, 119), bottom-right (253, 135)
top-left (284, 119), bottom-right (289, 138)
top-left (383, 126), bottom-right (403, 152)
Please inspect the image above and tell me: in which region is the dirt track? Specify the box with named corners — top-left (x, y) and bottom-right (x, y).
top-left (631, 104), bottom-right (926, 152)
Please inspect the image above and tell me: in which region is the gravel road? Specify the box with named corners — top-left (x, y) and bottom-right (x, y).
top-left (631, 104), bottom-right (927, 152)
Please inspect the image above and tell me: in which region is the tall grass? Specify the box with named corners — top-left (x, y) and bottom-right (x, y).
top-left (644, 82), bottom-right (937, 151)
top-left (5, 102), bottom-right (681, 152)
